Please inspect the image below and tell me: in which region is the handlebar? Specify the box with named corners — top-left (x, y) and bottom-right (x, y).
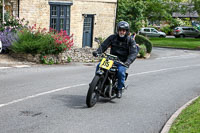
top-left (94, 37), bottom-right (129, 68)
top-left (97, 53), bottom-right (129, 68)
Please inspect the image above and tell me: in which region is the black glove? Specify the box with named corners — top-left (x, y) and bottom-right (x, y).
top-left (124, 62), bottom-right (130, 68)
top-left (92, 51), bottom-right (99, 57)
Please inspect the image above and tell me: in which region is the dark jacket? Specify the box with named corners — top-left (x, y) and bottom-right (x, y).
top-left (97, 34), bottom-right (138, 65)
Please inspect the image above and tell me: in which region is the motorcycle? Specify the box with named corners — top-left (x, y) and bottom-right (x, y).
top-left (86, 38), bottom-right (128, 108)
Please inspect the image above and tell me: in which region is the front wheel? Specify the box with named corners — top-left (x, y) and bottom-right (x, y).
top-left (86, 75), bottom-right (104, 108)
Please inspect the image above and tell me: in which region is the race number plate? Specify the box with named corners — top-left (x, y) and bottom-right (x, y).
top-left (99, 58), bottom-right (114, 70)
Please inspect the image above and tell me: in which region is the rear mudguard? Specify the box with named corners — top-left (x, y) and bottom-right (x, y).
top-left (125, 73), bottom-right (128, 80)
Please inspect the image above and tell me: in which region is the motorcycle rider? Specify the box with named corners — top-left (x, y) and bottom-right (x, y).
top-left (92, 21), bottom-right (139, 98)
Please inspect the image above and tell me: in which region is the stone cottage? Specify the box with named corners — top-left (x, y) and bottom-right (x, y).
top-left (2, 0), bottom-right (117, 48)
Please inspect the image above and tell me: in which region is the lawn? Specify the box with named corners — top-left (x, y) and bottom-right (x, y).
top-left (169, 97), bottom-right (200, 133)
top-left (150, 38), bottom-right (200, 50)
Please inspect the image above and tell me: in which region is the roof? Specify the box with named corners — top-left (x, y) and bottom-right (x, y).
top-left (172, 11), bottom-right (199, 18)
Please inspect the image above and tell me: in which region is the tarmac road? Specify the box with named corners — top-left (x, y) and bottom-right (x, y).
top-left (0, 48), bottom-right (200, 133)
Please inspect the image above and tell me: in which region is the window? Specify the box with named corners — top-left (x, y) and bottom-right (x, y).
top-left (190, 28), bottom-right (195, 31)
top-left (49, 2), bottom-right (72, 35)
top-left (182, 28), bottom-right (190, 31)
top-left (151, 29), bottom-right (157, 33)
top-left (144, 29), bottom-right (150, 32)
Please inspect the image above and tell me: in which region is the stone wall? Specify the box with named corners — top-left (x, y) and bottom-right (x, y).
top-left (10, 47), bottom-right (102, 64)
top-left (19, 0), bottom-right (50, 29)
top-left (71, 0), bottom-right (117, 48)
top-left (18, 0), bottom-right (117, 48)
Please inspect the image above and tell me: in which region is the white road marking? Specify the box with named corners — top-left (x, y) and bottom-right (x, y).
top-left (1, 64), bottom-right (200, 108)
top-left (129, 64), bottom-right (200, 77)
top-left (14, 65), bottom-right (30, 68)
top-left (155, 54), bottom-right (198, 60)
top-left (0, 67), bottom-right (11, 70)
top-left (0, 84), bottom-right (86, 108)
top-left (0, 65), bottom-right (30, 70)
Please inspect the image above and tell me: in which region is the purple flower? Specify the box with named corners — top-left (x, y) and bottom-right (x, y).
top-left (0, 28), bottom-right (19, 52)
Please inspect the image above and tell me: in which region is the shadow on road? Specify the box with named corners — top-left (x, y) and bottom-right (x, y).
top-left (51, 94), bottom-right (87, 109)
top-left (51, 94), bottom-right (117, 109)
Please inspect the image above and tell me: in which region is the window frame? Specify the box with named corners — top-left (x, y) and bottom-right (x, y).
top-left (49, 2), bottom-right (72, 35)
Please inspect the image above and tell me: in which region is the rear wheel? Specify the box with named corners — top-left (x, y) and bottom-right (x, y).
top-left (86, 75), bottom-right (104, 107)
top-left (159, 35), bottom-right (165, 38)
top-left (180, 34), bottom-right (185, 38)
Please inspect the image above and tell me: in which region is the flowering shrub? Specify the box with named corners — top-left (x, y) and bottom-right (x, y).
top-left (0, 12), bottom-right (29, 32)
top-left (10, 24), bottom-right (73, 64)
top-left (0, 28), bottom-right (18, 52)
top-left (40, 55), bottom-right (56, 65)
top-left (49, 28), bottom-right (74, 54)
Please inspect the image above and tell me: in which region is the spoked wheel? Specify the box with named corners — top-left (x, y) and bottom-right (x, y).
top-left (86, 75), bottom-right (104, 108)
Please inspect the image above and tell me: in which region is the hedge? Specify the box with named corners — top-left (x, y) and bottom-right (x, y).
top-left (135, 35), bottom-right (152, 53)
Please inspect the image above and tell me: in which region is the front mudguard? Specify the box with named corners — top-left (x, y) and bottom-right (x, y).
top-left (96, 69), bottom-right (104, 76)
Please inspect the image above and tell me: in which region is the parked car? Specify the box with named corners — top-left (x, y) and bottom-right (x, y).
top-left (139, 27), bottom-right (166, 38)
top-left (173, 26), bottom-right (200, 38)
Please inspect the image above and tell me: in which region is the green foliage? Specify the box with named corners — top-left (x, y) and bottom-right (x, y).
top-left (67, 56), bottom-right (72, 63)
top-left (169, 97), bottom-right (200, 133)
top-left (117, 0), bottom-right (146, 32)
top-left (161, 25), bottom-right (173, 35)
top-left (138, 44), bottom-right (147, 58)
top-left (40, 55), bottom-right (55, 65)
top-left (10, 25), bottom-right (74, 64)
top-left (11, 25), bottom-right (73, 56)
top-left (150, 38), bottom-right (200, 50)
top-left (192, 0), bottom-right (200, 21)
top-left (11, 28), bottom-right (55, 55)
top-left (182, 18), bottom-right (192, 26)
top-left (144, 0), bottom-right (172, 22)
top-left (135, 34), bottom-right (152, 53)
top-left (117, 0), bottom-right (193, 32)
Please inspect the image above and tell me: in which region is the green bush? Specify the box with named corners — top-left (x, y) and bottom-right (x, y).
top-left (135, 34), bottom-right (152, 53)
top-left (67, 56), bottom-right (72, 63)
top-left (11, 26), bottom-right (74, 56)
top-left (11, 29), bottom-right (55, 55)
top-left (161, 25), bottom-right (172, 35)
top-left (138, 44), bottom-right (147, 58)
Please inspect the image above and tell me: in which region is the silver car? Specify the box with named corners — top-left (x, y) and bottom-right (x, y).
top-left (139, 27), bottom-right (166, 38)
top-left (173, 26), bottom-right (200, 38)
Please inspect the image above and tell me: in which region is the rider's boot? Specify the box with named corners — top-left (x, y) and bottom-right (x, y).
top-left (116, 89), bottom-right (122, 98)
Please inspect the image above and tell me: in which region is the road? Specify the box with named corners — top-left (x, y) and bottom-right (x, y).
top-left (0, 48), bottom-right (200, 133)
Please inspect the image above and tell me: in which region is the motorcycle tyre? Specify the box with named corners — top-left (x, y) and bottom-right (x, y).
top-left (86, 75), bottom-right (103, 108)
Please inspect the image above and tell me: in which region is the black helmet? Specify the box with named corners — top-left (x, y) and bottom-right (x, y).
top-left (117, 21), bottom-right (130, 32)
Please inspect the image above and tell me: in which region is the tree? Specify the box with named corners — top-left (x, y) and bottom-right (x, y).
top-left (117, 0), bottom-right (193, 32)
top-left (192, 0), bottom-right (200, 20)
top-left (117, 0), bottom-right (146, 32)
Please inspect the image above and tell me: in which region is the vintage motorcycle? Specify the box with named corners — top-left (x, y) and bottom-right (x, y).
top-left (86, 38), bottom-right (128, 108)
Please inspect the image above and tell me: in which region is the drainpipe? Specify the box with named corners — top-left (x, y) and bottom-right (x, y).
top-left (114, 0), bottom-right (118, 33)
top-left (18, 0), bottom-right (19, 18)
top-left (2, 0), bottom-right (4, 22)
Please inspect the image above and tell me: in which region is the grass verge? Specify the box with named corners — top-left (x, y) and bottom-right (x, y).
top-left (169, 97), bottom-right (200, 133)
top-left (150, 38), bottom-right (200, 50)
